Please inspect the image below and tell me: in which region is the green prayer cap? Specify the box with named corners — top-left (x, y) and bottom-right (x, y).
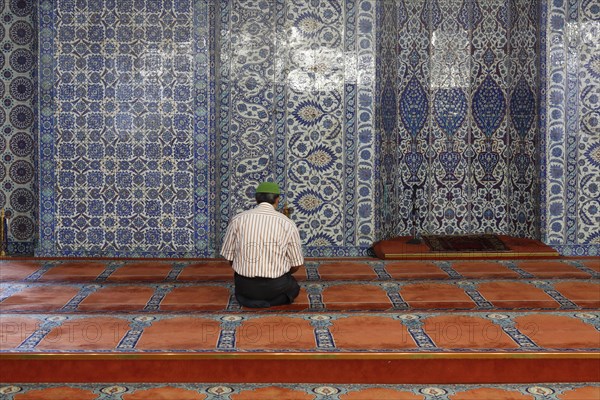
top-left (256, 181), bottom-right (280, 195)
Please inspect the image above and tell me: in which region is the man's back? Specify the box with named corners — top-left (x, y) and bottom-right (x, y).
top-left (221, 202), bottom-right (304, 278)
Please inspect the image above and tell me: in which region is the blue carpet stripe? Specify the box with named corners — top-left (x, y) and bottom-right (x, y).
top-left (532, 281), bottom-right (578, 309)
top-left (116, 318), bottom-right (154, 351)
top-left (94, 262), bottom-right (126, 282)
top-left (226, 293), bottom-right (242, 311)
top-left (60, 285), bottom-right (101, 311)
top-left (16, 317), bottom-right (67, 350)
top-left (0, 284), bottom-right (25, 302)
top-left (436, 261), bottom-right (463, 278)
top-left (371, 261), bottom-right (392, 280)
top-left (165, 262), bottom-right (187, 281)
top-left (457, 281), bottom-right (494, 309)
top-left (503, 261), bottom-right (536, 278)
top-left (502, 326), bottom-right (540, 349)
top-left (217, 317), bottom-right (242, 350)
top-left (144, 285), bottom-right (175, 311)
top-left (307, 284), bottom-right (325, 310)
top-left (569, 260), bottom-right (600, 278)
top-left (304, 263), bottom-right (321, 280)
top-left (23, 262), bottom-right (58, 282)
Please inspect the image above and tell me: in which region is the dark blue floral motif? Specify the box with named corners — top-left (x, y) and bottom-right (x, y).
top-left (59, 228), bottom-right (76, 245)
top-left (434, 88), bottom-right (467, 137)
top-left (306, 144), bottom-right (336, 172)
top-left (582, 0), bottom-right (600, 18)
top-left (409, 49), bottom-right (420, 68)
top-left (295, 12), bottom-right (323, 38)
top-left (306, 232), bottom-right (336, 247)
top-left (145, 200), bottom-right (161, 217)
top-left (473, 75), bottom-right (506, 137)
top-left (10, 133), bottom-right (33, 157)
top-left (439, 151), bottom-right (461, 182)
top-left (358, 18), bottom-right (372, 34)
top-left (549, 202), bottom-right (564, 216)
top-left (9, 160), bottom-right (33, 184)
top-left (358, 203), bottom-right (372, 219)
top-left (496, 3), bottom-right (509, 29)
top-left (295, 188), bottom-right (326, 216)
top-left (400, 78), bottom-right (428, 137)
top-left (584, 142), bottom-right (600, 168)
top-left (477, 151), bottom-right (500, 182)
top-left (483, 48), bottom-right (496, 67)
top-left (458, 0), bottom-right (483, 30)
top-left (59, 171), bottom-right (75, 189)
top-left (88, 200), bottom-right (104, 217)
top-left (585, 55), bottom-right (600, 80)
top-left (420, 0), bottom-right (441, 30)
top-left (10, 188), bottom-right (34, 213)
top-left (9, 76), bottom-right (33, 101)
top-left (9, 48), bottom-right (33, 73)
top-left (89, 25), bottom-right (105, 42)
top-left (9, 20), bottom-right (33, 45)
top-left (292, 100), bottom-right (326, 127)
top-left (550, 165), bottom-right (564, 179)
top-left (10, 0), bottom-right (33, 17)
top-left (397, 0), bottom-right (408, 27)
top-left (510, 79), bottom-right (535, 138)
top-left (404, 151), bottom-right (424, 183)
top-left (515, 152), bottom-right (530, 184)
top-left (551, 14), bottom-right (565, 30)
top-left (381, 79), bottom-right (396, 134)
top-left (86, 172), bottom-right (103, 188)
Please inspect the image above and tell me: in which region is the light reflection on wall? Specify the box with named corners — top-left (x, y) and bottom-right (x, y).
top-left (430, 30), bottom-right (470, 89)
top-left (285, 27), bottom-right (353, 92)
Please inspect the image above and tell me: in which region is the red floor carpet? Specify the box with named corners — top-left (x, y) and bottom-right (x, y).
top-left (1, 257), bottom-right (599, 387)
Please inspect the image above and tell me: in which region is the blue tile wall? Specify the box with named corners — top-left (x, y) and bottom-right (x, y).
top-left (0, 0), bottom-right (36, 255)
top-left (389, 0), bottom-right (540, 239)
top-left (375, 0), bottom-right (400, 241)
top-left (23, 0), bottom-right (599, 257)
top-left (38, 0), bottom-right (216, 257)
top-left (37, 0), bottom-right (377, 257)
top-left (542, 0), bottom-right (600, 256)
top-left (217, 0), bottom-right (377, 257)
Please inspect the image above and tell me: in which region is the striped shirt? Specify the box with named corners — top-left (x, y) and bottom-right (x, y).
top-left (220, 202), bottom-right (304, 278)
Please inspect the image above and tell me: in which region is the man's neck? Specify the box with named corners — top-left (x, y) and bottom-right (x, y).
top-left (258, 201), bottom-right (277, 210)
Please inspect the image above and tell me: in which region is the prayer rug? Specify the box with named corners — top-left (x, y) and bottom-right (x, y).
top-left (423, 234), bottom-right (509, 252)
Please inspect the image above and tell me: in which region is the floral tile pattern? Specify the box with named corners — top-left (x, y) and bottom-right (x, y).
top-left (542, 0), bottom-right (600, 256)
top-left (0, 0), bottom-right (36, 254)
top-left (0, 0), bottom-right (596, 256)
top-left (217, 0), bottom-right (377, 256)
top-left (37, 0), bottom-right (215, 257)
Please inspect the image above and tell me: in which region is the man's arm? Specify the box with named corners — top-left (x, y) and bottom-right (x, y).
top-left (286, 224), bottom-right (304, 275)
top-left (220, 219), bottom-right (238, 261)
top-left (289, 264), bottom-right (302, 274)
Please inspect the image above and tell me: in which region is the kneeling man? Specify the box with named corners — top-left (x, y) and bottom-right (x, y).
top-left (220, 182), bottom-right (303, 308)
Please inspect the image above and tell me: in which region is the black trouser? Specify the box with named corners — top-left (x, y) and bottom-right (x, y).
top-left (234, 272), bottom-right (300, 307)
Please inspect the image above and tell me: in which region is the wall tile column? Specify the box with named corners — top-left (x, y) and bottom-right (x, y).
top-left (1, 0), bottom-right (36, 254)
top-left (542, 0), bottom-right (600, 256)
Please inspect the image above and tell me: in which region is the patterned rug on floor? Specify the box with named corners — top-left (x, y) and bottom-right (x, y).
top-left (422, 234), bottom-right (509, 252)
top-left (1, 383), bottom-right (598, 399)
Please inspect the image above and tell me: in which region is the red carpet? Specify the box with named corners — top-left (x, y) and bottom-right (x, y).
top-left (1, 257), bottom-right (598, 384)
